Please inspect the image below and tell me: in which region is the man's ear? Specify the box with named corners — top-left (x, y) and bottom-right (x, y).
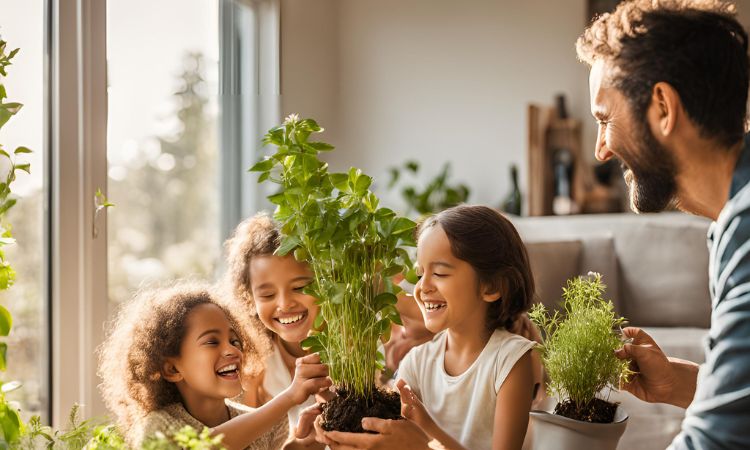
top-left (481, 279), bottom-right (506, 303)
top-left (162, 359), bottom-right (183, 383)
top-left (649, 82), bottom-right (682, 137)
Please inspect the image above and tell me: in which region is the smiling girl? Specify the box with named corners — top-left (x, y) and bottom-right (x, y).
top-left (320, 205), bottom-right (537, 450)
top-left (224, 213), bottom-right (322, 429)
top-left (98, 282), bottom-right (331, 449)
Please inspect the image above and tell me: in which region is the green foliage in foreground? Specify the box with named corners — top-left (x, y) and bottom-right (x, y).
top-left (17, 404), bottom-right (225, 449)
top-left (528, 273), bottom-right (633, 410)
top-left (251, 114), bottom-right (416, 399)
top-left (0, 38), bottom-right (34, 446)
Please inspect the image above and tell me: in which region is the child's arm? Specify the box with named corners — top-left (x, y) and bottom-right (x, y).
top-left (213, 353), bottom-right (332, 450)
top-left (492, 350), bottom-right (533, 450)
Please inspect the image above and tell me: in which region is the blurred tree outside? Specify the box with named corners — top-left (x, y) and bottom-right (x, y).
top-left (108, 52), bottom-right (220, 309)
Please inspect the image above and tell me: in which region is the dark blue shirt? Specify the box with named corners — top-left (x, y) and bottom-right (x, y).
top-left (671, 135), bottom-right (750, 449)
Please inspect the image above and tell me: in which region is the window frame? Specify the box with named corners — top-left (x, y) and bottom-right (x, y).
top-left (48, 0), bottom-right (279, 426)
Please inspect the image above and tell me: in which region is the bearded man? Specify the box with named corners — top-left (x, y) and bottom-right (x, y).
top-left (578, 1), bottom-right (750, 448)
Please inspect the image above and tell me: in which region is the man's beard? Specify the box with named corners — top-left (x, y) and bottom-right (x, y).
top-left (619, 118), bottom-right (678, 213)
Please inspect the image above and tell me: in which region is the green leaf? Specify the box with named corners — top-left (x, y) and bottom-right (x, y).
top-left (0, 265), bottom-right (15, 290)
top-left (0, 199), bottom-right (16, 216)
top-left (373, 292), bottom-right (397, 311)
top-left (249, 158), bottom-right (275, 172)
top-left (300, 335), bottom-right (324, 353)
top-left (391, 217), bottom-right (416, 235)
top-left (257, 171), bottom-right (271, 183)
top-left (313, 313), bottom-right (325, 329)
top-left (330, 173), bottom-right (349, 193)
top-left (404, 267), bottom-right (420, 284)
top-left (12, 146), bottom-right (31, 155)
top-left (0, 343), bottom-right (6, 371)
top-left (275, 235), bottom-right (301, 256)
top-left (0, 85), bottom-right (5, 101)
top-left (308, 142), bottom-right (334, 152)
top-left (354, 173), bottom-right (372, 195)
top-left (268, 193), bottom-right (285, 205)
top-left (0, 400), bottom-right (22, 442)
top-left (0, 305), bottom-right (11, 336)
top-left (13, 163), bottom-right (29, 174)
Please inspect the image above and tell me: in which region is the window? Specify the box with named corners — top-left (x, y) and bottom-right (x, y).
top-left (106, 0), bottom-right (222, 310)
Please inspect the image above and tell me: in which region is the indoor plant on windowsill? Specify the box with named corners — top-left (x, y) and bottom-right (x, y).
top-left (250, 115), bottom-right (416, 432)
top-left (528, 272), bottom-right (632, 450)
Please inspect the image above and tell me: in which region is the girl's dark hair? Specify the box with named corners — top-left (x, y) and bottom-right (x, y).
top-left (417, 205), bottom-right (535, 331)
top-left (98, 282), bottom-right (270, 431)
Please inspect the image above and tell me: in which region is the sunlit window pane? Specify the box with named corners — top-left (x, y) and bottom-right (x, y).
top-left (106, 0), bottom-right (221, 310)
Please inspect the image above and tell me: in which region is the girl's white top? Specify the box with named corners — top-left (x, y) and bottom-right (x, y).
top-left (398, 328), bottom-right (535, 450)
top-left (262, 341), bottom-right (317, 431)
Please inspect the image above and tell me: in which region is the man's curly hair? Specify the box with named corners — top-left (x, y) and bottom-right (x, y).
top-left (222, 212), bottom-right (281, 314)
top-left (98, 282), bottom-right (270, 430)
top-left (576, 0), bottom-right (748, 147)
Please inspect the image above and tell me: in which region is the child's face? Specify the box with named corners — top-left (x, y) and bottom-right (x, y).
top-left (249, 254), bottom-right (318, 345)
top-left (414, 225), bottom-right (498, 334)
top-left (165, 303), bottom-right (243, 401)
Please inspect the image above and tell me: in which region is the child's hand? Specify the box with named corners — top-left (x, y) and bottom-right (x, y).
top-left (284, 353), bottom-right (332, 405)
top-left (396, 379), bottom-right (434, 431)
top-left (290, 403), bottom-right (324, 448)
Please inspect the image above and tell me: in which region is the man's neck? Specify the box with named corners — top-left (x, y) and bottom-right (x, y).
top-left (674, 136), bottom-right (743, 220)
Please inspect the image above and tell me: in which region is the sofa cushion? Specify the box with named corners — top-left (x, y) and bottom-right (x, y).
top-left (525, 240), bottom-right (582, 312)
top-left (642, 326), bottom-right (708, 364)
top-left (579, 234), bottom-right (621, 314)
top-left (617, 223), bottom-right (711, 328)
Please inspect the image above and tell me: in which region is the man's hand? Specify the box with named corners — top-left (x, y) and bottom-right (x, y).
top-left (615, 327), bottom-right (698, 408)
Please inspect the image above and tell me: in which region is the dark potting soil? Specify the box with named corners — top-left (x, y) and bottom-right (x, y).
top-left (554, 398), bottom-right (618, 423)
top-left (321, 386), bottom-right (402, 433)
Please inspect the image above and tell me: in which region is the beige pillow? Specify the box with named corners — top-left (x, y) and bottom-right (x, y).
top-left (525, 240), bottom-right (582, 312)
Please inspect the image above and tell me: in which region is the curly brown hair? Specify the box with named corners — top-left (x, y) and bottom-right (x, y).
top-left (98, 281), bottom-right (269, 430)
top-left (576, 0), bottom-right (748, 147)
top-left (222, 212), bottom-right (281, 314)
top-left (417, 205), bottom-right (536, 331)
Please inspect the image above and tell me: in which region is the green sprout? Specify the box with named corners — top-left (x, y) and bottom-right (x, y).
top-left (250, 115), bottom-right (416, 400)
top-left (528, 272), bottom-right (633, 416)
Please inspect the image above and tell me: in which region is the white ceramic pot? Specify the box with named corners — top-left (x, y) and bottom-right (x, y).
top-left (529, 398), bottom-right (628, 450)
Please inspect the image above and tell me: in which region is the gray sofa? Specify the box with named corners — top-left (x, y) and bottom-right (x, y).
top-left (511, 212), bottom-right (712, 450)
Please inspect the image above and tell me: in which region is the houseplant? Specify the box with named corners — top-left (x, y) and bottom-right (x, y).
top-left (250, 115), bottom-right (416, 432)
top-left (387, 159), bottom-right (470, 217)
top-left (528, 272), bottom-right (632, 450)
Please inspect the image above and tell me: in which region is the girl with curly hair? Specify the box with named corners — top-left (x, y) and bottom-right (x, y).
top-left (98, 282), bottom-right (332, 449)
top-left (222, 213), bottom-right (324, 433)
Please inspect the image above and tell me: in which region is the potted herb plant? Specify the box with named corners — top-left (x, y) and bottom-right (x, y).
top-left (250, 115), bottom-right (416, 432)
top-left (528, 272), bottom-right (632, 450)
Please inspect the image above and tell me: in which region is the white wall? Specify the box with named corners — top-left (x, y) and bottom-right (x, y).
top-left (281, 0), bottom-right (750, 212)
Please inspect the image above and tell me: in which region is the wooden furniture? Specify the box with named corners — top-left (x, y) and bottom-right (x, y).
top-left (528, 104), bottom-right (625, 216)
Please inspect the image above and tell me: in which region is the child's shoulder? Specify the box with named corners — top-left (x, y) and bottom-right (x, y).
top-left (133, 404), bottom-right (196, 447)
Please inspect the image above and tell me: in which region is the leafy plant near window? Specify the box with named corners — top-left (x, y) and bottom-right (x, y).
top-left (251, 115), bottom-right (416, 431)
top-left (18, 404), bottom-right (224, 449)
top-left (528, 273), bottom-right (633, 423)
top-left (387, 159), bottom-right (470, 216)
top-left (0, 38), bottom-right (33, 446)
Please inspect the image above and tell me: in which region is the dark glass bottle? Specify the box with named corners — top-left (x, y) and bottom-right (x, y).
top-left (502, 164), bottom-right (522, 216)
